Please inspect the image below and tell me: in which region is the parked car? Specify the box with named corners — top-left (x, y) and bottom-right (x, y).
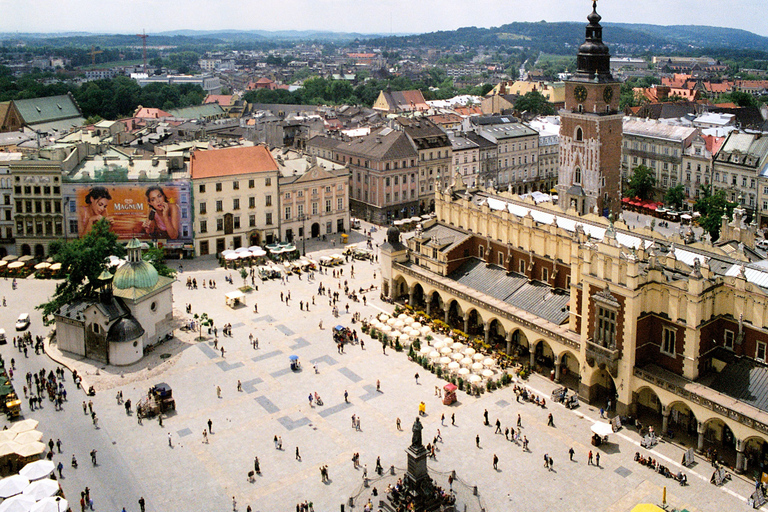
top-left (15, 313), bottom-right (30, 331)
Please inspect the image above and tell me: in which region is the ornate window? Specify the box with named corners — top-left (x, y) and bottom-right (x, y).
top-left (661, 327), bottom-right (676, 356)
top-left (574, 167), bottom-right (581, 184)
top-left (592, 286), bottom-right (620, 349)
top-left (575, 127), bottom-right (583, 141)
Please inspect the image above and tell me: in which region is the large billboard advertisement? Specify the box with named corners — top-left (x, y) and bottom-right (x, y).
top-left (74, 182), bottom-right (192, 244)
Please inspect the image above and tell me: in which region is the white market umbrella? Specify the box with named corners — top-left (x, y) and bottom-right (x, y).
top-left (451, 342), bottom-right (465, 351)
top-left (0, 431), bottom-right (16, 443)
top-left (482, 369), bottom-right (495, 378)
top-left (412, 322), bottom-right (422, 330)
top-left (14, 442), bottom-right (45, 458)
top-left (463, 347), bottom-right (476, 356)
top-left (483, 358), bottom-right (495, 367)
top-left (238, 251), bottom-right (253, 259)
top-left (225, 253), bottom-right (239, 261)
top-left (22, 479), bottom-right (59, 500)
top-left (458, 368), bottom-right (471, 376)
top-left (394, 320), bottom-right (405, 329)
top-left (432, 340), bottom-right (445, 350)
top-left (429, 351), bottom-right (441, 361)
top-left (451, 353), bottom-right (464, 361)
top-left (0, 442), bottom-right (22, 458)
top-left (234, 247), bottom-right (250, 253)
top-left (448, 362), bottom-right (460, 371)
top-left (0, 475), bottom-right (30, 498)
top-left (472, 362), bottom-right (484, 372)
top-left (469, 375), bottom-right (483, 384)
top-left (473, 353), bottom-right (485, 362)
top-left (591, 422), bottom-right (614, 438)
top-left (30, 498), bottom-right (68, 512)
top-left (221, 250), bottom-right (235, 257)
top-left (379, 314), bottom-right (390, 322)
top-left (460, 357), bottom-right (473, 367)
top-left (408, 329), bottom-right (420, 339)
top-left (0, 495), bottom-right (35, 512)
top-left (397, 314), bottom-right (408, 320)
top-left (14, 431), bottom-right (42, 445)
top-left (419, 346), bottom-right (432, 355)
top-left (381, 326), bottom-right (392, 333)
top-left (420, 326), bottom-right (431, 335)
top-left (403, 317), bottom-right (414, 325)
top-left (398, 334), bottom-right (410, 344)
top-left (386, 318), bottom-right (397, 326)
top-left (439, 357), bottom-right (452, 366)
top-left (440, 347), bottom-right (452, 355)
top-left (250, 248), bottom-right (267, 257)
top-left (9, 420), bottom-right (38, 434)
top-left (19, 460), bottom-right (54, 481)
top-left (444, 337), bottom-right (453, 345)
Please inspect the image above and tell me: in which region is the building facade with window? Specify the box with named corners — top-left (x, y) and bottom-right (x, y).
top-left (190, 145), bottom-right (279, 256)
top-left (10, 160), bottom-right (65, 258)
top-left (0, 154), bottom-right (19, 256)
top-left (274, 149), bottom-right (350, 245)
top-left (711, 132), bottom-right (768, 226)
top-left (620, 119), bottom-right (697, 202)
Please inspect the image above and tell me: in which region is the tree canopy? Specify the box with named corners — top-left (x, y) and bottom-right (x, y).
top-left (624, 165), bottom-right (656, 201)
top-left (37, 219), bottom-right (124, 324)
top-left (694, 185), bottom-right (737, 241)
top-left (664, 184), bottom-right (686, 210)
top-left (514, 91), bottom-right (555, 115)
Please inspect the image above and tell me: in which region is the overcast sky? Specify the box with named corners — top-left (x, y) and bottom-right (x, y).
top-left (3, 0), bottom-right (767, 37)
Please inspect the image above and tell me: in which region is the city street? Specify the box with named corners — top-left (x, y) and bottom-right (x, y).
top-left (0, 221), bottom-right (759, 512)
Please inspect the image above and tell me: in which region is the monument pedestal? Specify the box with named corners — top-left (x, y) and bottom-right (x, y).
top-left (402, 445), bottom-right (441, 512)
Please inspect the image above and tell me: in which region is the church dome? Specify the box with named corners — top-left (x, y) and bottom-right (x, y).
top-left (107, 316), bottom-right (145, 343)
top-left (113, 259), bottom-right (158, 289)
top-left (112, 238), bottom-right (159, 290)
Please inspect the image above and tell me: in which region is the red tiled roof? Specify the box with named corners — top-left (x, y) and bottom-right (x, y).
top-left (703, 135), bottom-right (725, 155)
top-left (134, 107), bottom-right (171, 119)
top-left (204, 95), bottom-right (234, 106)
top-left (255, 77), bottom-right (274, 84)
top-left (190, 145), bottom-right (278, 180)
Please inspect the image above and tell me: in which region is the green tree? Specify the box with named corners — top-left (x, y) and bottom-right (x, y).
top-left (193, 312), bottom-right (213, 341)
top-left (625, 165), bottom-right (656, 201)
top-left (694, 185), bottom-right (737, 241)
top-left (664, 184), bottom-right (686, 210)
top-left (142, 243), bottom-right (175, 278)
top-left (514, 91), bottom-right (555, 115)
top-left (240, 267), bottom-right (248, 287)
top-left (36, 219), bottom-right (125, 324)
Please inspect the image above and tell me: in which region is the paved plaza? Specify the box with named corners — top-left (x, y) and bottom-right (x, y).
top-left (0, 222), bottom-right (761, 511)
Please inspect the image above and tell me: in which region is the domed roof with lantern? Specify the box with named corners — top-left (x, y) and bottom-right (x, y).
top-left (113, 239), bottom-right (159, 290)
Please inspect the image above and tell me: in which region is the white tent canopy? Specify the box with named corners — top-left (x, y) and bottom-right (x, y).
top-left (591, 422), bottom-right (614, 437)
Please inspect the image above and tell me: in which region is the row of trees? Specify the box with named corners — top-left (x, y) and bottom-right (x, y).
top-left (243, 75), bottom-right (493, 108)
top-left (625, 164), bottom-right (737, 240)
top-left (0, 69), bottom-right (206, 120)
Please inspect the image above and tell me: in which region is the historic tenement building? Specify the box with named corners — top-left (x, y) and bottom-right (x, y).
top-left (381, 3), bottom-right (768, 476)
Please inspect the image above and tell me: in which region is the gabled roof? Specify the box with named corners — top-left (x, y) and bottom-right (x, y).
top-left (204, 95), bottom-right (234, 106)
top-left (14, 94), bottom-right (82, 125)
top-left (134, 107), bottom-right (171, 119)
top-left (167, 103), bottom-right (224, 120)
top-left (190, 145), bottom-right (279, 179)
top-left (334, 127), bottom-right (417, 161)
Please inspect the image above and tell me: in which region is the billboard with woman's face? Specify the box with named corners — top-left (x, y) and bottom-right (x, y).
top-left (75, 182), bottom-right (191, 242)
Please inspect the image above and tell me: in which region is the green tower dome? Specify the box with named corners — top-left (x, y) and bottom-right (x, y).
top-left (112, 238), bottom-right (159, 290)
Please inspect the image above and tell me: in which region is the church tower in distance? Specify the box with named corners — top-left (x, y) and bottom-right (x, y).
top-left (558, 1), bottom-right (622, 217)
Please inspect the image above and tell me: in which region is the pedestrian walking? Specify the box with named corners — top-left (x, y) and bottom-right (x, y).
top-left (475, 434), bottom-right (480, 448)
top-left (569, 447), bottom-right (574, 461)
top-left (493, 453), bottom-right (499, 470)
top-left (208, 419), bottom-right (213, 433)
top-left (517, 413), bottom-right (522, 427)
top-left (232, 496), bottom-right (237, 511)
top-left (237, 380), bottom-right (242, 392)
top-left (396, 418), bottom-right (401, 430)
top-left (549, 456), bottom-right (554, 471)
top-left (547, 413), bottom-right (554, 427)
top-left (168, 432), bottom-right (173, 447)
top-left (295, 447), bottom-right (301, 461)
top-left (376, 379), bottom-right (381, 392)
top-left (595, 452), bottom-right (600, 467)
top-left (56, 439), bottom-right (62, 453)
top-left (451, 413), bottom-right (455, 426)
top-left (441, 413), bottom-right (445, 425)
top-left (216, 385), bottom-right (222, 398)
top-left (274, 435), bottom-right (278, 449)
top-left (495, 419), bottom-right (502, 434)
top-left (57, 461), bottom-right (63, 477)
top-left (203, 430), bottom-right (208, 443)
top-left (544, 453), bottom-right (549, 468)
top-left (344, 390), bottom-right (348, 403)
top-left (588, 450), bottom-right (593, 465)
top-left (138, 497), bottom-right (145, 512)
top-left (484, 409), bottom-right (489, 426)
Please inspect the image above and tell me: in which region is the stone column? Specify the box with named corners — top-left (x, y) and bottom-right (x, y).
top-left (426, 302), bottom-right (431, 316)
top-left (697, 422), bottom-right (705, 453)
top-left (554, 361), bottom-right (561, 383)
top-left (444, 308), bottom-right (449, 324)
top-left (505, 331), bottom-right (513, 355)
top-left (464, 314), bottom-right (470, 334)
top-left (408, 288), bottom-right (414, 306)
top-left (735, 439), bottom-right (746, 473)
top-left (529, 350), bottom-right (535, 369)
top-left (661, 408), bottom-right (670, 435)
top-left (484, 322), bottom-right (490, 344)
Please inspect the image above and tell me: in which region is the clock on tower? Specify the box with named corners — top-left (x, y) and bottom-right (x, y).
top-left (558, 1), bottom-right (623, 218)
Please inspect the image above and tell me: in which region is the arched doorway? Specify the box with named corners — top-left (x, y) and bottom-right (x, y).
top-left (743, 436), bottom-right (768, 479)
top-left (34, 244), bottom-right (44, 259)
top-left (465, 309), bottom-right (483, 336)
top-left (285, 229), bottom-right (294, 242)
top-left (487, 318), bottom-right (506, 350)
top-left (557, 350), bottom-right (580, 390)
top-left (666, 401), bottom-right (698, 448)
top-left (589, 368), bottom-right (617, 412)
top-left (428, 292), bottom-right (444, 320)
top-left (634, 387), bottom-right (663, 430)
top-left (447, 300), bottom-right (463, 330)
top-left (702, 418), bottom-right (736, 467)
top-left (411, 283), bottom-right (425, 310)
top-left (532, 339), bottom-right (555, 376)
top-left (21, 244), bottom-right (31, 256)
top-left (311, 223), bottom-right (320, 238)
top-left (508, 329), bottom-right (530, 360)
top-left (0, 247), bottom-right (6, 258)
top-left (393, 276), bottom-right (408, 302)
top-left (249, 232), bottom-right (260, 246)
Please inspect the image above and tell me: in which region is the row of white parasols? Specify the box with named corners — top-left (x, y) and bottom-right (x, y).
top-left (0, 460), bottom-right (66, 512)
top-left (372, 313), bottom-right (430, 345)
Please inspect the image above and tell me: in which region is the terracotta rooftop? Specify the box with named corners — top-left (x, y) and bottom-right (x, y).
top-left (134, 107), bottom-right (171, 119)
top-left (190, 145), bottom-right (278, 180)
top-left (204, 95), bottom-right (234, 106)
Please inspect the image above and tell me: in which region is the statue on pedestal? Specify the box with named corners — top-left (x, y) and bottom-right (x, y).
top-left (411, 417), bottom-right (423, 448)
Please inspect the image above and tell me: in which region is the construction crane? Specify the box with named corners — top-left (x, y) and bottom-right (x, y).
top-left (136, 30), bottom-right (148, 71)
top-left (88, 45), bottom-right (103, 66)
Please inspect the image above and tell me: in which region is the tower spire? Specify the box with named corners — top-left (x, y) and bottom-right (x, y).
top-left (575, 0), bottom-right (612, 82)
